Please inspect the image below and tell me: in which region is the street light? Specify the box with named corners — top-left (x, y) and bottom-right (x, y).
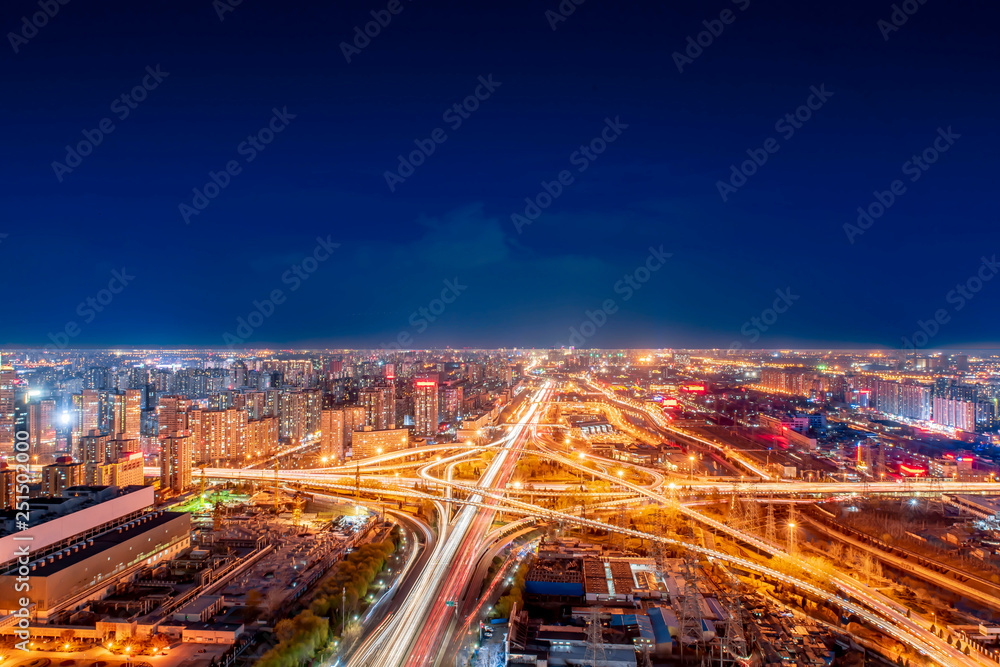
top-left (689, 455), bottom-right (695, 481)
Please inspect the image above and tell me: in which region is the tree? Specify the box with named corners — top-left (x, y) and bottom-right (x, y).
top-left (60, 629), bottom-right (75, 647)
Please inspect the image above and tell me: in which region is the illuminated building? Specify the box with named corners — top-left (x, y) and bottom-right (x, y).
top-left (123, 389), bottom-right (142, 441)
top-left (321, 408), bottom-right (344, 461)
top-left (932, 396), bottom-right (993, 432)
top-left (0, 465), bottom-right (14, 510)
top-left (360, 384), bottom-right (395, 430)
top-left (352, 426), bottom-right (409, 459)
top-left (110, 393), bottom-right (125, 437)
top-left (88, 452), bottom-right (144, 487)
top-left (342, 405), bottom-right (366, 446)
top-left (0, 486), bottom-right (190, 621)
top-left (42, 460), bottom-right (85, 496)
top-left (160, 435), bottom-right (193, 494)
top-left (0, 361), bottom-right (14, 452)
top-left (81, 431), bottom-right (110, 465)
top-left (157, 395), bottom-right (190, 437)
top-left (440, 386), bottom-right (463, 423)
top-left (30, 399), bottom-right (57, 461)
top-left (247, 417), bottom-right (279, 458)
top-left (414, 375), bottom-right (439, 437)
top-left (80, 389), bottom-right (100, 435)
top-left (278, 389), bottom-right (322, 442)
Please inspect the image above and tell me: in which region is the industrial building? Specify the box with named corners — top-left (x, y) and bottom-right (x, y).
top-left (0, 485), bottom-right (190, 621)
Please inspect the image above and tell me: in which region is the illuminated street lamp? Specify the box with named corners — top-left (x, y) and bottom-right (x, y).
top-left (787, 522), bottom-right (796, 554)
top-left (689, 455), bottom-right (695, 481)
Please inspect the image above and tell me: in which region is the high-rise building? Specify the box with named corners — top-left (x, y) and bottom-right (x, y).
top-left (81, 430), bottom-right (110, 466)
top-left (161, 435), bottom-right (193, 495)
top-left (105, 439), bottom-right (139, 463)
top-left (0, 361), bottom-right (15, 452)
top-left (110, 393), bottom-right (125, 437)
top-left (247, 417), bottom-right (279, 459)
top-left (342, 405), bottom-right (366, 446)
top-left (320, 409), bottom-right (344, 461)
top-left (440, 385), bottom-right (463, 423)
top-left (359, 385), bottom-right (395, 430)
top-left (157, 395), bottom-right (190, 437)
top-left (414, 375), bottom-right (439, 437)
top-left (81, 389), bottom-right (101, 435)
top-left (123, 389), bottom-right (142, 441)
top-left (30, 399), bottom-right (58, 461)
top-left (278, 389), bottom-right (322, 442)
top-left (41, 461), bottom-right (84, 496)
top-left (0, 465), bottom-right (15, 510)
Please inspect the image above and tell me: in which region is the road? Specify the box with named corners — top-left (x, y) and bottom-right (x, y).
top-left (342, 509), bottom-right (434, 666)
top-left (359, 383), bottom-right (550, 666)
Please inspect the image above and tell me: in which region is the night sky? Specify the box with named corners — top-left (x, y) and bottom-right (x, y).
top-left (3, 0), bottom-right (998, 350)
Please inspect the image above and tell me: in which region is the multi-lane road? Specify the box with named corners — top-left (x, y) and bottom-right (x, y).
top-left (359, 382), bottom-right (551, 666)
top-left (140, 377), bottom-right (1000, 665)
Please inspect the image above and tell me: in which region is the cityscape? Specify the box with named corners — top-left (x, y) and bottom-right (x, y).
top-left (4, 1), bottom-right (1000, 666)
top-left (3, 350), bottom-right (1000, 667)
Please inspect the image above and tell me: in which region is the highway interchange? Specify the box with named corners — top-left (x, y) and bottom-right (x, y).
top-left (148, 376), bottom-right (1000, 666)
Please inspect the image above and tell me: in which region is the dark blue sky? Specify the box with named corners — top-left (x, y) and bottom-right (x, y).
top-left (3, 0), bottom-right (998, 350)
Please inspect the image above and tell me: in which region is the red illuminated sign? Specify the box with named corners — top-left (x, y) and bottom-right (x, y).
top-left (899, 464), bottom-right (926, 476)
top-left (415, 381), bottom-right (436, 387)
